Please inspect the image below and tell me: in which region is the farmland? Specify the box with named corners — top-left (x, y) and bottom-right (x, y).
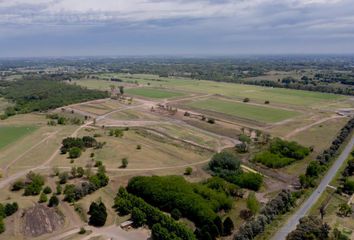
top-left (187, 98), bottom-right (299, 123)
top-left (125, 87), bottom-right (185, 99)
top-left (0, 125), bottom-right (37, 150)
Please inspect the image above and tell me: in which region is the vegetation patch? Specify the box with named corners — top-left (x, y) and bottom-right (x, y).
top-left (0, 79), bottom-right (107, 118)
top-left (253, 138), bottom-right (310, 168)
top-left (0, 125), bottom-right (37, 149)
top-left (187, 98), bottom-right (299, 123)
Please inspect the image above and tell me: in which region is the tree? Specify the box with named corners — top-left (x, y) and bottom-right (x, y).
top-left (338, 203), bottom-right (352, 217)
top-left (88, 201), bottom-right (107, 227)
top-left (121, 158), bottom-right (128, 168)
top-left (48, 195), bottom-right (59, 207)
top-left (59, 172), bottom-right (69, 184)
top-left (39, 192), bottom-right (48, 203)
top-left (247, 192), bottom-right (260, 215)
top-left (11, 180), bottom-right (25, 191)
top-left (184, 167), bottom-right (193, 175)
top-left (286, 216), bottom-right (330, 240)
top-left (119, 86), bottom-right (124, 95)
top-left (4, 202), bottom-right (18, 217)
top-left (56, 184), bottom-right (62, 195)
top-left (223, 217), bottom-right (234, 236)
top-left (131, 207), bottom-right (146, 227)
top-left (0, 217), bottom-right (4, 234)
top-left (77, 167), bottom-right (85, 178)
top-left (69, 147), bottom-right (81, 159)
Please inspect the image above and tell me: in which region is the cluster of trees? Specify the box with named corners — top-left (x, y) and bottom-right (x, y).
top-left (0, 78), bottom-right (108, 118)
top-left (300, 118), bottom-right (354, 188)
top-left (209, 152), bottom-right (263, 191)
top-left (286, 216), bottom-right (330, 240)
top-left (60, 136), bottom-right (100, 159)
top-left (114, 187), bottom-right (196, 240)
top-left (0, 202), bottom-right (19, 234)
top-left (338, 154), bottom-right (354, 194)
top-left (46, 113), bottom-right (83, 126)
top-left (88, 200), bottom-right (107, 227)
top-left (12, 172), bottom-right (46, 196)
top-left (63, 166), bottom-right (109, 202)
top-left (127, 176), bottom-right (231, 229)
top-left (234, 190), bottom-right (296, 240)
top-left (254, 138), bottom-right (310, 168)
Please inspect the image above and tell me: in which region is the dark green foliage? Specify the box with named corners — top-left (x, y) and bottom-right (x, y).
top-left (43, 186), bottom-right (52, 194)
top-left (69, 147), bottom-right (82, 159)
top-left (114, 187), bottom-right (196, 240)
top-left (171, 208), bottom-right (182, 220)
top-left (82, 136), bottom-right (98, 148)
top-left (209, 152), bottom-right (241, 173)
top-left (342, 179), bottom-right (354, 194)
top-left (131, 207), bottom-right (146, 227)
top-left (254, 138), bottom-right (309, 168)
top-left (254, 151), bottom-right (295, 168)
top-left (24, 172), bottom-right (45, 196)
top-left (0, 217), bottom-right (4, 234)
top-left (59, 172), bottom-right (69, 184)
top-left (247, 192), bottom-right (260, 215)
top-left (0, 79), bottom-right (107, 116)
top-left (48, 195), bottom-right (59, 207)
top-left (88, 201), bottom-right (107, 227)
top-left (127, 176), bottom-right (232, 227)
top-left (209, 152), bottom-right (263, 191)
top-left (3, 202), bottom-right (18, 217)
top-left (152, 223), bottom-right (180, 240)
top-left (202, 177), bottom-right (244, 198)
top-left (39, 192), bottom-right (48, 203)
top-left (11, 180), bottom-right (25, 191)
top-left (64, 166), bottom-right (109, 203)
top-left (223, 217), bottom-right (234, 236)
top-left (332, 228), bottom-right (349, 240)
top-left (270, 138), bottom-right (310, 160)
top-left (61, 137), bottom-right (84, 154)
top-left (286, 216), bottom-right (330, 240)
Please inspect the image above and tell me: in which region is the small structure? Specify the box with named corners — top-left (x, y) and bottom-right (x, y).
top-left (120, 220), bottom-right (133, 230)
top-left (337, 108), bottom-right (354, 117)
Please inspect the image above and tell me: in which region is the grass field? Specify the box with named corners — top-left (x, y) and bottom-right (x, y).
top-left (187, 98), bottom-right (299, 123)
top-left (125, 87), bottom-right (185, 99)
top-left (74, 74), bottom-right (349, 108)
top-left (0, 126), bottom-right (37, 149)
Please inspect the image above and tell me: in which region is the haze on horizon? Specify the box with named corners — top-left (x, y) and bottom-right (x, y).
top-left (0, 0), bottom-right (353, 58)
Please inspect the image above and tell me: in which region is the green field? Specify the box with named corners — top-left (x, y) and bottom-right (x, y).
top-left (125, 87), bottom-right (184, 99)
top-left (187, 99), bottom-right (299, 123)
top-left (0, 125), bottom-right (37, 149)
top-left (74, 74), bottom-right (347, 107)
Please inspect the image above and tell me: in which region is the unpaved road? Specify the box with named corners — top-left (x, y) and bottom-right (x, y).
top-left (285, 115), bottom-right (344, 139)
top-left (272, 135), bottom-right (354, 240)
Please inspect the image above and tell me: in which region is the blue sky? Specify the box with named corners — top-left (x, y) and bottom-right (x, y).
top-left (0, 0), bottom-right (353, 57)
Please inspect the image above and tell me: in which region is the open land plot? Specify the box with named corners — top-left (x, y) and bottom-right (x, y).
top-left (186, 98), bottom-right (300, 123)
top-left (149, 124), bottom-right (222, 149)
top-left (0, 125), bottom-right (37, 150)
top-left (280, 117), bottom-right (349, 175)
top-left (71, 99), bottom-right (123, 115)
top-left (74, 74), bottom-right (349, 109)
top-left (125, 87), bottom-right (185, 99)
top-left (52, 127), bottom-right (212, 170)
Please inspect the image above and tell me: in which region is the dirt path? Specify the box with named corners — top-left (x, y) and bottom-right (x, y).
top-left (284, 115), bottom-right (344, 139)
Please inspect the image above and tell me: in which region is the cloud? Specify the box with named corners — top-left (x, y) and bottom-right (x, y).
top-left (0, 0), bottom-right (353, 56)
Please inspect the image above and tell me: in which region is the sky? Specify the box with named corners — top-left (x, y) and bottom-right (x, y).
top-left (0, 0), bottom-right (353, 57)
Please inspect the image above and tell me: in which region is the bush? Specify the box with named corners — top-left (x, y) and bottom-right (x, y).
top-left (121, 158), bottom-right (128, 168)
top-left (43, 186), bottom-right (52, 194)
top-left (223, 217), bottom-right (234, 236)
top-left (39, 192), bottom-right (48, 203)
top-left (69, 147), bottom-right (82, 159)
top-left (48, 195), bottom-right (59, 207)
top-left (184, 167), bottom-right (193, 175)
top-left (11, 180), bottom-right (25, 191)
top-left (254, 151), bottom-right (295, 168)
top-left (4, 202), bottom-right (18, 217)
top-left (24, 172), bottom-right (45, 196)
top-left (209, 152), bottom-right (241, 173)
